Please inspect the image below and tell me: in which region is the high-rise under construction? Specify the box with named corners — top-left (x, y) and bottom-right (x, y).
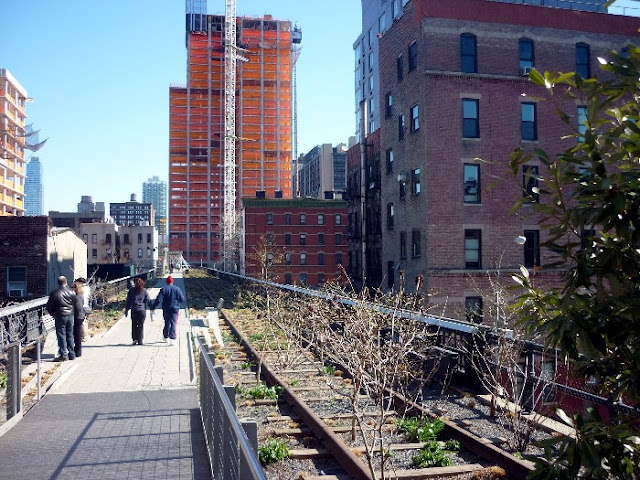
top-left (169, 6), bottom-right (301, 265)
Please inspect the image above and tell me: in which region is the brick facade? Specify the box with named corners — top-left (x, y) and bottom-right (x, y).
top-left (376, 0), bottom-right (640, 313)
top-left (0, 216), bottom-right (88, 300)
top-left (242, 198), bottom-right (348, 286)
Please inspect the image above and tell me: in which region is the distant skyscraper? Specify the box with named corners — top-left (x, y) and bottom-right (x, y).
top-left (142, 176), bottom-right (167, 227)
top-left (25, 157), bottom-right (43, 215)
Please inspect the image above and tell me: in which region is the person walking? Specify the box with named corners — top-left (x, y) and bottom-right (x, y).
top-left (125, 277), bottom-right (151, 345)
top-left (71, 281), bottom-right (86, 358)
top-left (151, 276), bottom-right (185, 345)
top-left (46, 276), bottom-right (76, 361)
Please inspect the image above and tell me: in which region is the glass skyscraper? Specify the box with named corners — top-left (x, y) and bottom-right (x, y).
top-left (25, 156), bottom-right (43, 215)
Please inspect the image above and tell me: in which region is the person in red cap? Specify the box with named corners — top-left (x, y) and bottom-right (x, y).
top-left (151, 275), bottom-right (185, 345)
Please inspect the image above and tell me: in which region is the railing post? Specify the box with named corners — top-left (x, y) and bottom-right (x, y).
top-left (240, 420), bottom-right (259, 480)
top-left (223, 385), bottom-right (237, 479)
top-left (6, 343), bottom-right (21, 419)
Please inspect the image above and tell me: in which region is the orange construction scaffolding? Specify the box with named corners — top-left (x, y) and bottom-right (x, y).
top-left (169, 15), bottom-right (294, 264)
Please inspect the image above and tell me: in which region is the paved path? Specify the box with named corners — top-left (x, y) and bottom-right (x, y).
top-left (0, 274), bottom-right (211, 480)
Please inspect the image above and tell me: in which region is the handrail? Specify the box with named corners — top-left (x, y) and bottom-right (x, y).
top-left (194, 335), bottom-right (266, 480)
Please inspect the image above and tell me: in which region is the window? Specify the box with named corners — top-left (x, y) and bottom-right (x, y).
top-left (318, 253), bottom-right (325, 265)
top-left (266, 213), bottom-right (274, 225)
top-left (465, 229), bottom-right (481, 269)
top-left (266, 233), bottom-right (274, 245)
top-left (368, 51), bottom-right (374, 71)
top-left (300, 253), bottom-right (307, 265)
top-left (378, 12), bottom-right (386, 33)
top-left (464, 164), bottom-right (480, 204)
top-left (335, 252), bottom-right (343, 265)
top-left (393, 0), bottom-right (401, 18)
top-left (335, 233), bottom-right (343, 245)
top-left (138, 233), bottom-right (143, 243)
top-left (300, 233), bottom-right (306, 246)
top-left (6, 266), bottom-right (27, 297)
top-left (368, 97), bottom-right (375, 116)
top-left (285, 233), bottom-right (291, 246)
top-left (577, 106), bottom-right (588, 141)
top-left (300, 213), bottom-right (306, 225)
top-left (523, 165), bottom-right (539, 202)
top-left (462, 99), bottom-right (479, 138)
top-left (397, 55), bottom-right (404, 81)
top-left (519, 38), bottom-right (534, 70)
top-left (399, 179), bottom-right (406, 199)
top-left (318, 273), bottom-right (325, 285)
top-left (82, 234), bottom-right (88, 243)
top-left (387, 202), bottom-right (395, 230)
top-left (465, 296), bottom-right (483, 323)
top-left (318, 214), bottom-right (324, 225)
top-left (92, 249), bottom-right (98, 259)
top-left (524, 230), bottom-right (540, 268)
top-left (285, 213), bottom-right (291, 225)
top-left (460, 33), bottom-right (477, 73)
top-left (284, 273), bottom-right (292, 284)
top-left (411, 168), bottom-right (421, 195)
top-left (410, 105), bottom-right (419, 132)
top-left (521, 102), bottom-right (537, 141)
top-left (368, 29), bottom-right (373, 48)
top-left (335, 214), bottom-right (342, 225)
top-left (124, 234), bottom-right (130, 244)
top-left (386, 149), bottom-right (394, 174)
top-left (147, 247), bottom-right (152, 258)
top-left (92, 234), bottom-right (97, 244)
top-left (138, 248), bottom-right (143, 258)
top-left (318, 233), bottom-right (325, 245)
top-left (387, 261), bottom-right (395, 289)
top-left (285, 253), bottom-right (292, 265)
top-left (576, 43), bottom-right (590, 79)
top-left (400, 231), bottom-right (407, 259)
top-left (398, 114), bottom-right (405, 139)
top-left (147, 233), bottom-right (152, 243)
top-left (369, 75), bottom-right (374, 94)
top-left (385, 92), bottom-right (393, 118)
top-left (299, 273), bottom-right (307, 286)
top-left (408, 41), bottom-right (418, 71)
top-left (412, 229), bottom-right (421, 256)
top-left (369, 119), bottom-right (375, 133)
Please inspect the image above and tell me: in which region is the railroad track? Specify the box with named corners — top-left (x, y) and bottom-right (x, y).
top-left (185, 272), bottom-right (535, 479)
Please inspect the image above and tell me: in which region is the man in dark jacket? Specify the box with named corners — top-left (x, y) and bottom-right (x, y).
top-left (151, 276), bottom-right (185, 345)
top-left (46, 276), bottom-right (76, 361)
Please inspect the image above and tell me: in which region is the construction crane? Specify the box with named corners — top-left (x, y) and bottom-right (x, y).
top-left (223, 0), bottom-right (237, 272)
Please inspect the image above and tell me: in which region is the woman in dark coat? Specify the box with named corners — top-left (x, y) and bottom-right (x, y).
top-left (71, 281), bottom-right (86, 358)
top-left (125, 278), bottom-right (151, 345)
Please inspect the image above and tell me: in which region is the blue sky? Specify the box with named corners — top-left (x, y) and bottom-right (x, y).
top-left (1, 0), bottom-right (638, 213)
top-left (0, 0), bottom-right (362, 212)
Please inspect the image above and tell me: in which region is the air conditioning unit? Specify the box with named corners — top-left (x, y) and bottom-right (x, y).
top-left (9, 288), bottom-right (25, 297)
top-left (519, 66), bottom-right (532, 76)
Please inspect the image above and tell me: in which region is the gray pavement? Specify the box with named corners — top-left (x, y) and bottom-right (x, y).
top-left (0, 273), bottom-right (212, 480)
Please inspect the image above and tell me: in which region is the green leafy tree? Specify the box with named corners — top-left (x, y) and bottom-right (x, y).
top-left (509, 43), bottom-right (640, 478)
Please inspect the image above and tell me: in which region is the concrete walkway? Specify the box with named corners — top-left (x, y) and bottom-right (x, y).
top-left (0, 274), bottom-right (211, 480)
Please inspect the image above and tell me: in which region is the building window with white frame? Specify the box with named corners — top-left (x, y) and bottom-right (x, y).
top-left (465, 229), bottom-right (481, 269)
top-left (462, 99), bottom-right (479, 138)
top-left (6, 266), bottom-right (27, 297)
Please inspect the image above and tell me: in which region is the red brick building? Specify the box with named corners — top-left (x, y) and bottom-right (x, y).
top-left (377, 0), bottom-right (640, 316)
top-left (0, 216), bottom-right (87, 301)
top-left (242, 198), bottom-right (348, 286)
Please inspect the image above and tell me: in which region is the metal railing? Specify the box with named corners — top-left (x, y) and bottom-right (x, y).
top-left (195, 335), bottom-right (266, 480)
